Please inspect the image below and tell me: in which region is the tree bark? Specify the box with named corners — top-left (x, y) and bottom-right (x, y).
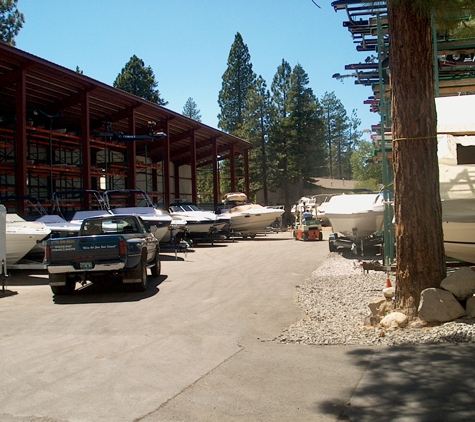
top-left (388, 1), bottom-right (446, 317)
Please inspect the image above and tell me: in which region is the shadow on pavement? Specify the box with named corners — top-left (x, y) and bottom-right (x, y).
top-left (52, 275), bottom-right (167, 305)
top-left (318, 344), bottom-right (475, 421)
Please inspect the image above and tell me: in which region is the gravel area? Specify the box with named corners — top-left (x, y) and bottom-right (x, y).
top-left (275, 252), bottom-right (475, 346)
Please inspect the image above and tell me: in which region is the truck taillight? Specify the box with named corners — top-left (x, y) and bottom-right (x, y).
top-left (45, 245), bottom-right (50, 261)
top-left (119, 240), bottom-right (127, 257)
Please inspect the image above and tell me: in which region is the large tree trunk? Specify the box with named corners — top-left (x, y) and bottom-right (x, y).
top-left (388, 1), bottom-right (446, 317)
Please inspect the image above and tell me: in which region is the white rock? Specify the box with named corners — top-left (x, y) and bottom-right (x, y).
top-left (380, 312), bottom-right (408, 328)
top-left (418, 288), bottom-right (466, 323)
top-left (383, 286), bottom-right (395, 298)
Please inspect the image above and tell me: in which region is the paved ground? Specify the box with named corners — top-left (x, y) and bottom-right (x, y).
top-left (1, 230), bottom-right (475, 422)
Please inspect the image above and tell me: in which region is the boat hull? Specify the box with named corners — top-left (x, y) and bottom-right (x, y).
top-left (324, 194), bottom-right (384, 242)
top-left (5, 221), bottom-right (51, 265)
top-left (222, 205), bottom-right (284, 235)
top-left (443, 221), bottom-right (475, 263)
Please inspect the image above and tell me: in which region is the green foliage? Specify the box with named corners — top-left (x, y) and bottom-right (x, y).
top-left (287, 64), bottom-right (325, 184)
top-left (182, 97), bottom-right (202, 122)
top-left (0, 0), bottom-right (24, 46)
top-left (216, 37), bottom-right (367, 214)
top-left (350, 139), bottom-right (383, 186)
top-left (237, 76), bottom-right (273, 201)
top-left (320, 92), bottom-right (350, 179)
top-left (113, 55), bottom-right (167, 106)
top-left (218, 32), bottom-right (256, 134)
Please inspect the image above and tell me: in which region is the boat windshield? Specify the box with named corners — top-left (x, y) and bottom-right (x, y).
top-left (170, 204), bottom-right (203, 212)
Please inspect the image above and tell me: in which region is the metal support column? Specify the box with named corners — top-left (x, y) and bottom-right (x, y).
top-left (377, 14), bottom-right (395, 264)
top-left (127, 107), bottom-right (137, 190)
top-left (190, 129), bottom-right (197, 204)
top-left (162, 119), bottom-right (171, 207)
top-left (15, 67), bottom-right (27, 213)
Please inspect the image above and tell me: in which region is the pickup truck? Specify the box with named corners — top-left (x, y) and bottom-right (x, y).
top-left (44, 214), bottom-right (161, 295)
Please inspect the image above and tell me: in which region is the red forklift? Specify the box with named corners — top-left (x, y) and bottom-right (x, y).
top-left (293, 212), bottom-right (323, 241)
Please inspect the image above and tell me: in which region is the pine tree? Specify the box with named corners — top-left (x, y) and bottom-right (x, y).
top-left (113, 55), bottom-right (167, 106)
top-left (320, 92), bottom-right (349, 179)
top-left (268, 59), bottom-right (293, 223)
top-left (218, 32), bottom-right (256, 134)
top-left (344, 110), bottom-right (362, 180)
top-left (237, 76), bottom-right (272, 203)
top-left (0, 0), bottom-right (24, 46)
top-left (182, 97), bottom-right (202, 122)
top-left (287, 64), bottom-right (325, 194)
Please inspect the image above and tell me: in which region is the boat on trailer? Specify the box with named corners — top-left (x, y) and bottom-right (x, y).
top-left (325, 193), bottom-right (385, 254)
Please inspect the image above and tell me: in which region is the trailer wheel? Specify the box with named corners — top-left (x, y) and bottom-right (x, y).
top-left (151, 249), bottom-right (161, 277)
top-left (318, 232), bottom-right (323, 241)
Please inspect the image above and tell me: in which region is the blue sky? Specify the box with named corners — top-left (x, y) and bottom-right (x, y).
top-left (16, 0), bottom-right (377, 136)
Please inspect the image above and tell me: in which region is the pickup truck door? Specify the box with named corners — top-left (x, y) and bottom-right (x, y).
top-left (136, 218), bottom-right (159, 261)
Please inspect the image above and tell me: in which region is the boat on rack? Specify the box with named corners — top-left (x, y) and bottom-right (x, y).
top-left (219, 193), bottom-right (284, 238)
top-left (4, 214), bottom-right (51, 265)
top-left (324, 193), bottom-right (385, 242)
top-left (438, 134), bottom-right (475, 263)
top-left (103, 189), bottom-right (173, 242)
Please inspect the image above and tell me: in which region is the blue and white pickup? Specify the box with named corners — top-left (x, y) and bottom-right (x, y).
top-left (44, 214), bottom-right (160, 295)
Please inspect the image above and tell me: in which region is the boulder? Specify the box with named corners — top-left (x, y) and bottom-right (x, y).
top-left (368, 297), bottom-right (386, 318)
top-left (466, 295), bottom-right (475, 318)
top-left (418, 288), bottom-right (466, 323)
top-left (441, 267), bottom-right (475, 300)
top-left (380, 312), bottom-right (408, 328)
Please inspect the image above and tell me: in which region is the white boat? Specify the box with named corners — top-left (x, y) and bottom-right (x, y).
top-left (220, 193), bottom-right (284, 237)
top-left (52, 190), bottom-right (111, 227)
top-left (169, 202), bottom-right (227, 236)
top-left (438, 134), bottom-right (475, 263)
top-left (324, 193), bottom-right (384, 242)
top-left (103, 189), bottom-right (173, 242)
top-left (0, 195), bottom-right (80, 238)
top-left (5, 214), bottom-right (51, 265)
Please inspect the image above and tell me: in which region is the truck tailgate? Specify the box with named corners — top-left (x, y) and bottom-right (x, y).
top-left (49, 235), bottom-right (123, 266)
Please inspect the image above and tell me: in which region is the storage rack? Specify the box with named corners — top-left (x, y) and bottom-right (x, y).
top-left (0, 126), bottom-right (163, 209)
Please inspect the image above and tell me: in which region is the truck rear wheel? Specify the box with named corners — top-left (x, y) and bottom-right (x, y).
top-left (133, 259), bottom-right (148, 292)
top-left (50, 274), bottom-right (75, 295)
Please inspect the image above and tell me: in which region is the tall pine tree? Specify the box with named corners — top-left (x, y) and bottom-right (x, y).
top-left (287, 64), bottom-right (325, 195)
top-left (237, 76), bottom-right (272, 203)
top-left (114, 55), bottom-right (167, 106)
top-left (217, 32), bottom-right (256, 196)
top-left (320, 92), bottom-right (349, 179)
top-left (182, 97), bottom-right (202, 121)
top-left (218, 32), bottom-right (256, 134)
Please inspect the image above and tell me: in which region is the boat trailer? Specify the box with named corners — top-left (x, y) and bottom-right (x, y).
top-left (328, 231), bottom-right (383, 256)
